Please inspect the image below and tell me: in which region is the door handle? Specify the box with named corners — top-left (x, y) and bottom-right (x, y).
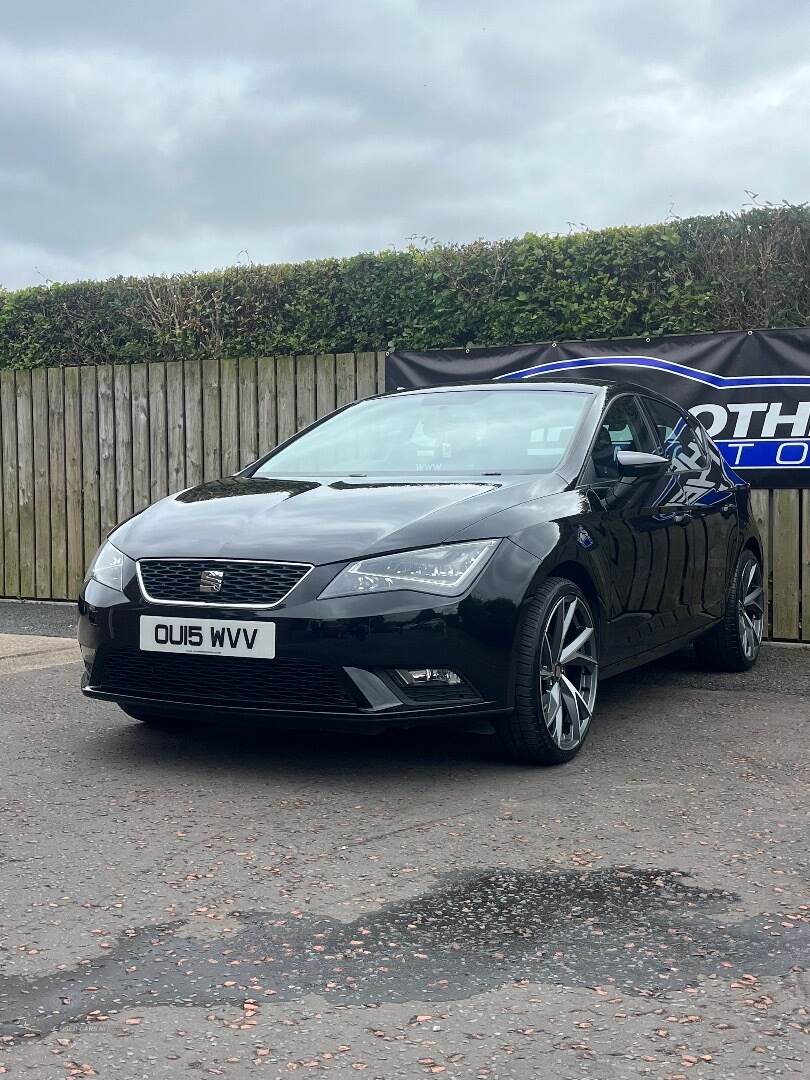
top-left (659, 504), bottom-right (692, 525)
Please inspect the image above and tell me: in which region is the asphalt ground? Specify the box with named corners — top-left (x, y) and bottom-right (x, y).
top-left (0, 600), bottom-right (808, 1078)
top-left (0, 600), bottom-right (78, 639)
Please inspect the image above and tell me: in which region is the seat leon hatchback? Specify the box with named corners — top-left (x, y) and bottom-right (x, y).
top-left (78, 378), bottom-right (764, 764)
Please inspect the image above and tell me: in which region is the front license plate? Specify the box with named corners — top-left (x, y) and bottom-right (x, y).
top-left (139, 616), bottom-right (275, 659)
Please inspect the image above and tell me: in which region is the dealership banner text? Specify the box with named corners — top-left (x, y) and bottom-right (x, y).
top-left (387, 328), bottom-right (810, 489)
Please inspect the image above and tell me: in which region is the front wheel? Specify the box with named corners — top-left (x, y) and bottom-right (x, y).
top-left (498, 577), bottom-right (599, 765)
top-left (694, 549), bottom-right (764, 671)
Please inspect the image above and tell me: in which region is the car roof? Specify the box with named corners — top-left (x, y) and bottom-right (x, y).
top-left (390, 376), bottom-right (661, 398)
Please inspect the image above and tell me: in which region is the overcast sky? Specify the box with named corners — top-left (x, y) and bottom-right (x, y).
top-left (1, 0), bottom-right (808, 290)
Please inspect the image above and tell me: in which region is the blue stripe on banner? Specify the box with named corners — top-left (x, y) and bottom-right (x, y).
top-left (497, 355), bottom-right (810, 389)
top-left (715, 439), bottom-right (810, 469)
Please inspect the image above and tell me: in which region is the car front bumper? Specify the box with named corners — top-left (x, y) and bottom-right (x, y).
top-left (78, 539), bottom-right (538, 726)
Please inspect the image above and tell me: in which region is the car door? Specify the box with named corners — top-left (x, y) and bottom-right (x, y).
top-left (579, 395), bottom-right (685, 664)
top-left (641, 397), bottom-right (739, 631)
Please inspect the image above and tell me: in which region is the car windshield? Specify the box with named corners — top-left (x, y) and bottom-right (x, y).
top-left (253, 388), bottom-right (590, 476)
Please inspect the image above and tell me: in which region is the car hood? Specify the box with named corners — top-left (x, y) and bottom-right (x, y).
top-left (112, 473), bottom-right (566, 564)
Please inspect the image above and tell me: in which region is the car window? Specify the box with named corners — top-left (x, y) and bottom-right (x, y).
top-left (644, 399), bottom-right (708, 474)
top-left (589, 397), bottom-right (654, 480)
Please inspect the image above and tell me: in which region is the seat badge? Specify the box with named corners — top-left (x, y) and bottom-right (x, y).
top-left (200, 569), bottom-right (225, 593)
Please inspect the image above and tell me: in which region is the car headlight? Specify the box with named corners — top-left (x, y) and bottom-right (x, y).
top-left (319, 540), bottom-right (500, 599)
top-left (86, 540), bottom-right (127, 592)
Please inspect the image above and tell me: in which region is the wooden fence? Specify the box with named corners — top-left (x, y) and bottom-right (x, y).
top-left (0, 353), bottom-right (385, 605)
top-left (0, 353), bottom-right (808, 643)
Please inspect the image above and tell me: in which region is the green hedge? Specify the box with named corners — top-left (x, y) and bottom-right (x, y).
top-left (1, 204), bottom-right (808, 369)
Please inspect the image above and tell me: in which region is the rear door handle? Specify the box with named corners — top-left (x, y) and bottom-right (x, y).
top-left (720, 494), bottom-right (737, 516)
top-left (659, 505), bottom-right (692, 525)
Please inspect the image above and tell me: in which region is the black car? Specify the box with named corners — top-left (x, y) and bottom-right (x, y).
top-left (78, 379), bottom-right (764, 764)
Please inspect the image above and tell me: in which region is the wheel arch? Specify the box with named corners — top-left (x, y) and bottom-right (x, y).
top-left (543, 559), bottom-right (604, 639)
top-left (742, 534), bottom-right (763, 567)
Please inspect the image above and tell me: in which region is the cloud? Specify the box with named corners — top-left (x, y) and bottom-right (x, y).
top-left (1, 0), bottom-right (808, 288)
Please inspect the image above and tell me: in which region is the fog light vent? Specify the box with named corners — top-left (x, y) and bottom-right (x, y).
top-left (388, 667), bottom-right (480, 704)
top-left (394, 668), bottom-right (462, 687)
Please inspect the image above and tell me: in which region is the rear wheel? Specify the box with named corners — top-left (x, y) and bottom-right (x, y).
top-left (498, 577), bottom-right (599, 765)
top-left (694, 549), bottom-right (764, 671)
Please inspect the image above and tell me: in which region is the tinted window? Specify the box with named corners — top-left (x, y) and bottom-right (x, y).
top-left (644, 399), bottom-right (708, 473)
top-left (589, 398), bottom-right (654, 480)
top-left (254, 389), bottom-right (591, 476)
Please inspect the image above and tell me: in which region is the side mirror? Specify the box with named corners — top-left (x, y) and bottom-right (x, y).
top-left (616, 450), bottom-right (670, 475)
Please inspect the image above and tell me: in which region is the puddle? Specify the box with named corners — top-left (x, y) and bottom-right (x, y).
top-left (1, 867), bottom-right (807, 1037)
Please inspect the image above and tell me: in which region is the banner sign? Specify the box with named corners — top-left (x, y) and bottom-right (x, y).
top-left (386, 328), bottom-right (810, 488)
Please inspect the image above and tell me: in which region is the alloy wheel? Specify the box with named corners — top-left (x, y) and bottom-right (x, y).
top-left (538, 594), bottom-right (598, 750)
top-left (738, 557), bottom-right (764, 661)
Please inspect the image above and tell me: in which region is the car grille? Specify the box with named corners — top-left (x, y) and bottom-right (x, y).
top-left (97, 650), bottom-right (362, 711)
top-left (137, 559), bottom-right (311, 607)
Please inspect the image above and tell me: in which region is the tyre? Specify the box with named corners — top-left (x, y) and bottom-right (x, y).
top-left (694, 548), bottom-right (764, 672)
top-left (498, 577), bottom-right (599, 765)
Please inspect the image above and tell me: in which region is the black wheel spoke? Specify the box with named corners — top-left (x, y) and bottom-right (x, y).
top-left (738, 557), bottom-right (764, 661)
top-left (537, 593), bottom-right (598, 751)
